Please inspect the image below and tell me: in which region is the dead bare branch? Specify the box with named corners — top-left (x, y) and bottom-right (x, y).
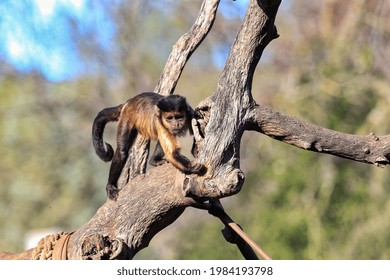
top-left (246, 104), bottom-right (390, 166)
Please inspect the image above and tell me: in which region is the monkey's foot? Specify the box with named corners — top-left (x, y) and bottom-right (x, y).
top-left (106, 184), bottom-right (119, 201)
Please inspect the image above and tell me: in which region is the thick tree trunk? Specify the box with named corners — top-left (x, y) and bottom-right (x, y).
top-left (67, 165), bottom-right (195, 259)
top-left (183, 0), bottom-right (281, 200)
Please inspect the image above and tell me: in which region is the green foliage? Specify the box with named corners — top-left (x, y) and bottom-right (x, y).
top-left (0, 73), bottom-right (107, 251)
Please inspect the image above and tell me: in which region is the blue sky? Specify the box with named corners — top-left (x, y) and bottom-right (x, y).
top-left (0, 0), bottom-right (114, 81)
top-left (0, 0), bottom-right (251, 82)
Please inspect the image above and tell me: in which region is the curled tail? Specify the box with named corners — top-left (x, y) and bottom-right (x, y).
top-left (92, 104), bottom-right (123, 162)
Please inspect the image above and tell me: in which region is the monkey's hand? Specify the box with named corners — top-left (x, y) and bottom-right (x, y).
top-left (185, 162), bottom-right (207, 176)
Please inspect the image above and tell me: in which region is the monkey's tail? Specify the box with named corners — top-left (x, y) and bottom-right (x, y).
top-left (92, 104), bottom-right (123, 162)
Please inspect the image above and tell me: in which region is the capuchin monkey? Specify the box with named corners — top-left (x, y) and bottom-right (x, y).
top-left (92, 92), bottom-right (206, 200)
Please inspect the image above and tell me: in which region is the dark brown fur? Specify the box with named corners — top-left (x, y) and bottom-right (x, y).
top-left (92, 92), bottom-right (206, 200)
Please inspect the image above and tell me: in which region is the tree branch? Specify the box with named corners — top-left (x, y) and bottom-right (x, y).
top-left (246, 104), bottom-right (390, 166)
top-left (155, 0), bottom-right (221, 95)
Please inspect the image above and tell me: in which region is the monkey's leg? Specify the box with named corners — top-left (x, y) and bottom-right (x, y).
top-left (149, 141), bottom-right (168, 166)
top-left (106, 125), bottom-right (135, 200)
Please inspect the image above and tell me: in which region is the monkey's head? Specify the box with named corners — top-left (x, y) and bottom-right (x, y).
top-left (157, 95), bottom-right (192, 136)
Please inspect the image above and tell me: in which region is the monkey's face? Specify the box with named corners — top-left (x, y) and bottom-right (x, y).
top-left (161, 111), bottom-right (188, 136)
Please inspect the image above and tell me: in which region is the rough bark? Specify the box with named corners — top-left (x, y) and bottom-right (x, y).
top-left (183, 0), bottom-right (281, 200)
top-left (67, 164), bottom-right (195, 260)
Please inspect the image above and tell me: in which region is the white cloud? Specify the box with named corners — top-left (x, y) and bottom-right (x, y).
top-left (35, 0), bottom-right (57, 17)
top-left (65, 0), bottom-right (84, 10)
top-left (6, 38), bottom-right (24, 60)
top-left (34, 0), bottom-right (85, 18)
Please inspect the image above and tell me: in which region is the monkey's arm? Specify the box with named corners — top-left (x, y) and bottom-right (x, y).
top-left (157, 125), bottom-right (206, 175)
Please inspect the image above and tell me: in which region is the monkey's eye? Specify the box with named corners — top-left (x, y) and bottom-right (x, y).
top-left (166, 116), bottom-right (174, 122)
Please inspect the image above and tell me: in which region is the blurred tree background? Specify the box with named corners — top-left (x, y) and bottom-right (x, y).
top-left (1, 0), bottom-right (390, 259)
